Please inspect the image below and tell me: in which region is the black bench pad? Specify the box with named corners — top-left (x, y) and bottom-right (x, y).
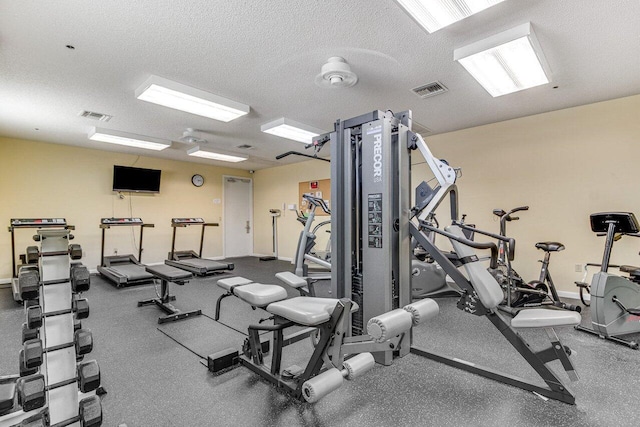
top-left (146, 264), bottom-right (193, 281)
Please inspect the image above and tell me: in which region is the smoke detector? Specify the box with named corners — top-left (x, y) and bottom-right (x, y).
top-left (179, 128), bottom-right (207, 144)
top-left (315, 57), bottom-right (358, 88)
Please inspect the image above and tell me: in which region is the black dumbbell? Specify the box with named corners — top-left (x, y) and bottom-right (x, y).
top-left (21, 322), bottom-right (39, 343)
top-left (16, 374), bottom-right (45, 412)
top-left (19, 270), bottom-right (40, 301)
top-left (69, 244), bottom-right (83, 260)
top-left (75, 329), bottom-right (93, 356)
top-left (19, 339), bottom-right (43, 376)
top-left (26, 305), bottom-right (43, 329)
top-left (71, 265), bottom-right (91, 293)
top-left (73, 297), bottom-right (90, 319)
top-left (77, 360), bottom-right (101, 393)
top-left (25, 246), bottom-right (39, 264)
top-left (79, 395), bottom-right (103, 427)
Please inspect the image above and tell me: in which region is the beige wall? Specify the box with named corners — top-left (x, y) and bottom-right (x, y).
top-left (253, 94), bottom-right (640, 294)
top-left (417, 94), bottom-right (640, 294)
top-left (3, 94), bottom-right (639, 293)
top-left (253, 160), bottom-right (330, 260)
top-left (0, 137), bottom-right (250, 279)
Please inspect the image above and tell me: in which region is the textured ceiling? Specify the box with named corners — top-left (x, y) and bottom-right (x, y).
top-left (1, 0), bottom-right (639, 170)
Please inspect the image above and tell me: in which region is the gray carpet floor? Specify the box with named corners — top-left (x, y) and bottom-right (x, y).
top-left (1, 256), bottom-right (639, 426)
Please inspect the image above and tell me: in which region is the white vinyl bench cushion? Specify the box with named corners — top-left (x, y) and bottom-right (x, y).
top-left (217, 276), bottom-right (254, 291)
top-left (267, 297), bottom-right (358, 326)
top-left (511, 308), bottom-right (581, 329)
top-left (233, 283), bottom-right (288, 307)
top-left (275, 271), bottom-right (308, 289)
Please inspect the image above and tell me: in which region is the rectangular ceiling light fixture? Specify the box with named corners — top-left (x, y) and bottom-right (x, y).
top-left (395, 0), bottom-right (506, 33)
top-left (454, 22), bottom-right (551, 97)
top-left (135, 75), bottom-right (249, 122)
top-left (187, 146), bottom-right (247, 163)
top-left (88, 127), bottom-right (170, 151)
top-left (261, 117), bottom-right (324, 144)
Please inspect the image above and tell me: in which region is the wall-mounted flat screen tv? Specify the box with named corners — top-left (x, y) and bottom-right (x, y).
top-left (112, 165), bottom-right (161, 193)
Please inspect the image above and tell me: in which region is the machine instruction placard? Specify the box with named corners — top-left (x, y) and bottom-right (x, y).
top-left (367, 193), bottom-right (382, 248)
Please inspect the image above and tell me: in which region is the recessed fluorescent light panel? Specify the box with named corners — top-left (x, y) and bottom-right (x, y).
top-left (454, 22), bottom-right (551, 97)
top-left (261, 118), bottom-right (324, 144)
top-left (187, 146), bottom-right (247, 163)
top-left (88, 128), bottom-right (170, 151)
top-left (395, 0), bottom-right (506, 33)
top-left (135, 75), bottom-right (249, 122)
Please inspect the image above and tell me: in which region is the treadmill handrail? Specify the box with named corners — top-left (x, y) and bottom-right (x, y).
top-left (99, 218), bottom-right (153, 266)
top-left (169, 219), bottom-right (219, 259)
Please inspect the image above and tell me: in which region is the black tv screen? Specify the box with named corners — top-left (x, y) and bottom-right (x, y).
top-left (112, 165), bottom-right (161, 193)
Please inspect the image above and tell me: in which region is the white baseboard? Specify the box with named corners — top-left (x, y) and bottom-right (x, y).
top-left (558, 290), bottom-right (590, 301)
top-left (0, 277), bottom-right (11, 285)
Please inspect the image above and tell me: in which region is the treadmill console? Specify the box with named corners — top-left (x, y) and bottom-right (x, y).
top-left (10, 218), bottom-right (67, 227)
top-left (590, 212), bottom-right (639, 234)
top-left (172, 218), bottom-right (205, 224)
top-left (101, 218), bottom-right (144, 225)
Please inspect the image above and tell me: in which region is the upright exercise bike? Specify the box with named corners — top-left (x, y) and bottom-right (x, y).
top-left (491, 206), bottom-right (580, 313)
top-left (575, 212), bottom-right (640, 349)
top-left (294, 194), bottom-right (331, 279)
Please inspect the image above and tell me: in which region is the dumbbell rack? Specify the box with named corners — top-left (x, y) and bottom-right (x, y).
top-left (0, 228), bottom-right (103, 426)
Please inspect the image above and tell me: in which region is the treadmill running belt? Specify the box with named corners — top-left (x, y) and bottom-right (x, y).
top-left (113, 264), bottom-right (154, 280)
top-left (178, 259), bottom-right (228, 271)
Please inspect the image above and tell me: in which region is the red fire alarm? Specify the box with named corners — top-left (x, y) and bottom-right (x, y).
top-left (310, 181), bottom-right (319, 189)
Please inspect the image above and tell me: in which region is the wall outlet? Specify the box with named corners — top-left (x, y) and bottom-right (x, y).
top-left (574, 264), bottom-right (582, 272)
top-left (288, 204), bottom-right (297, 211)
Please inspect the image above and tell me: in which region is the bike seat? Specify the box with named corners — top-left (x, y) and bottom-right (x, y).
top-left (619, 265), bottom-right (640, 274)
top-left (535, 242), bottom-right (564, 252)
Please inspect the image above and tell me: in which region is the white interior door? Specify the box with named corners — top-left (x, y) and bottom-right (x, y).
top-left (223, 176), bottom-right (253, 257)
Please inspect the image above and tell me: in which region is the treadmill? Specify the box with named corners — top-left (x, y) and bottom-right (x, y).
top-left (165, 218), bottom-right (234, 275)
top-left (97, 217), bottom-right (155, 287)
top-left (8, 218), bottom-right (72, 302)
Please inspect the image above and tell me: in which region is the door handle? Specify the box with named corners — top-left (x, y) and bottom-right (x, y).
top-left (246, 220), bottom-right (251, 234)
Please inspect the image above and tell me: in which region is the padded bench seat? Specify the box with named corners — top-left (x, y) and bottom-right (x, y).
top-left (276, 271), bottom-right (308, 289)
top-left (267, 297), bottom-right (359, 326)
top-left (511, 308), bottom-right (581, 329)
top-left (146, 264), bottom-right (193, 282)
top-left (217, 276), bottom-right (254, 291)
top-left (234, 284), bottom-right (288, 307)
top-left (217, 277), bottom-right (288, 307)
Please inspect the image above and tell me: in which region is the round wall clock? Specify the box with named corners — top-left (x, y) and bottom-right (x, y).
top-left (191, 174), bottom-right (204, 187)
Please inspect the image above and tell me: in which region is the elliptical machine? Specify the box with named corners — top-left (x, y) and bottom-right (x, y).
top-left (410, 209), bottom-right (460, 299)
top-left (294, 194), bottom-right (331, 279)
top-left (490, 206), bottom-right (580, 313)
top-left (575, 212), bottom-right (640, 349)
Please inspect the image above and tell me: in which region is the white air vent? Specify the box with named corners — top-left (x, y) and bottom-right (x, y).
top-left (412, 81), bottom-right (448, 99)
top-left (413, 121), bottom-right (432, 137)
top-left (236, 144), bottom-right (254, 150)
top-left (79, 110), bottom-right (112, 122)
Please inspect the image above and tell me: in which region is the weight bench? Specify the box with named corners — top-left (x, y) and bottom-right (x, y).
top-left (211, 276), bottom-right (439, 402)
top-left (138, 264), bottom-right (202, 324)
top-left (275, 271), bottom-right (316, 296)
top-left (411, 224), bottom-right (581, 404)
top-left (214, 276), bottom-right (288, 321)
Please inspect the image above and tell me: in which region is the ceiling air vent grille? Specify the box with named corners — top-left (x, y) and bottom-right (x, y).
top-left (236, 144), bottom-right (254, 150)
top-left (412, 81), bottom-right (448, 99)
top-left (79, 110), bottom-right (112, 122)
